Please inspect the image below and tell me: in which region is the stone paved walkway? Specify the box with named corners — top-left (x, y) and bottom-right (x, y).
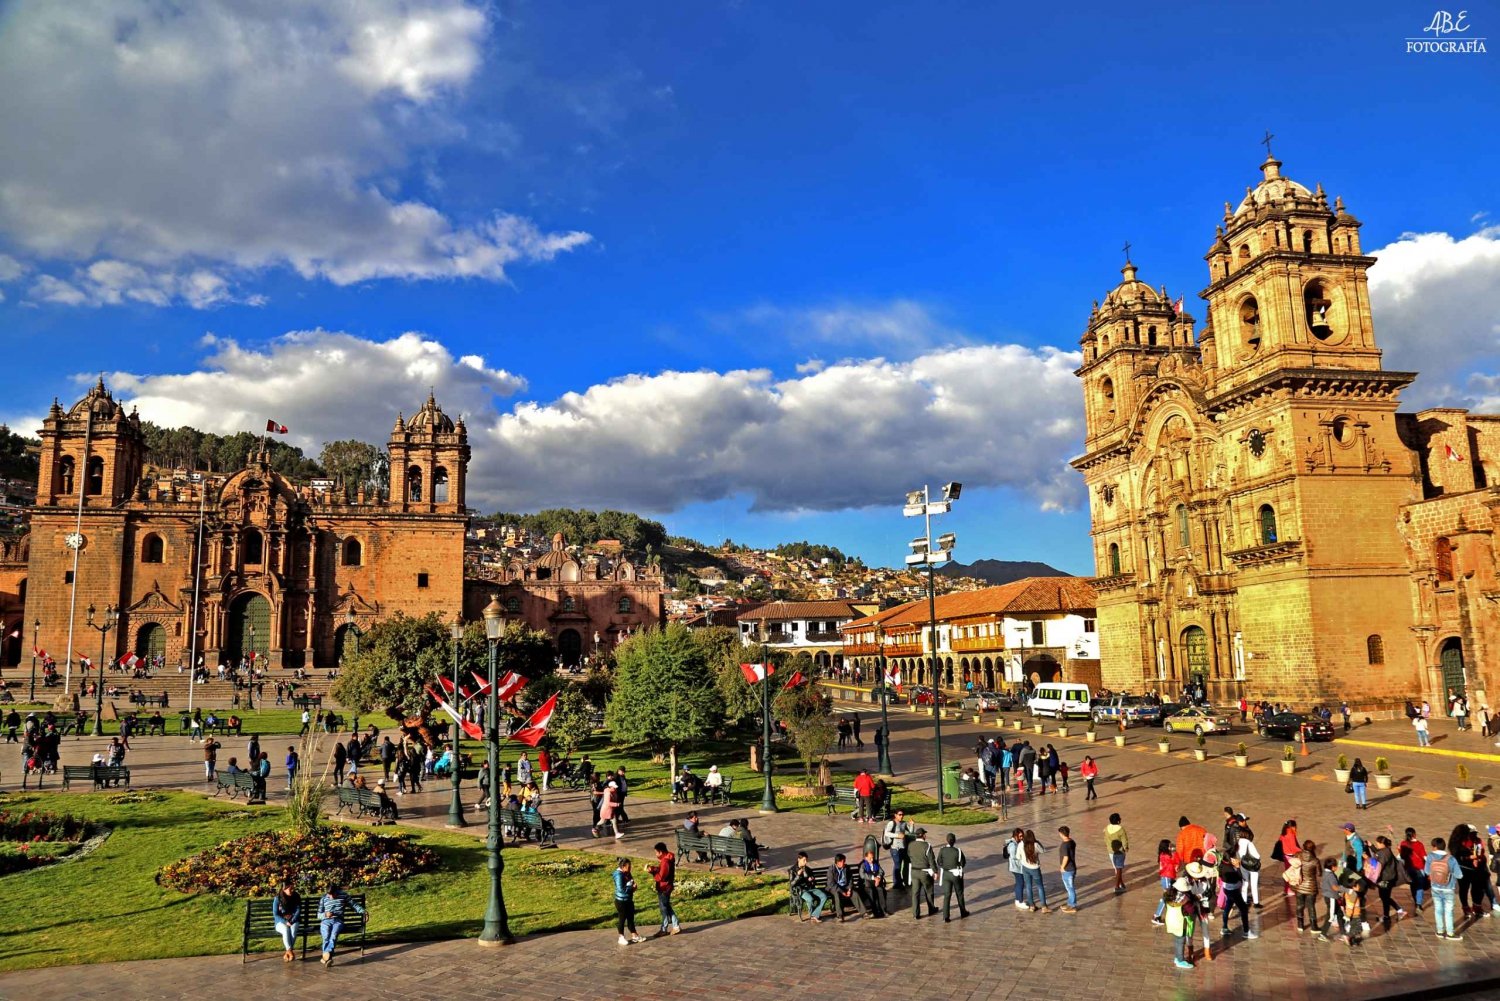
top-left (5, 702), bottom-right (1500, 999)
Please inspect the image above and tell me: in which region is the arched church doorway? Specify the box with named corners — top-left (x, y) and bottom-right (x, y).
top-left (1439, 637), bottom-right (1466, 696)
top-left (136, 622), bottom-right (166, 663)
top-left (1026, 654), bottom-right (1060, 685)
top-left (226, 593), bottom-right (271, 662)
top-left (557, 628), bottom-right (583, 667)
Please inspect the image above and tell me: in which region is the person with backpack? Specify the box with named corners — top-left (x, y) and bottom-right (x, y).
top-left (1399, 827), bottom-right (1429, 915)
top-left (1425, 836), bottom-right (1461, 940)
top-left (1368, 835), bottom-right (1407, 929)
top-left (1163, 883), bottom-right (1196, 969)
top-left (1218, 853), bottom-right (1256, 939)
top-left (882, 810), bottom-right (913, 890)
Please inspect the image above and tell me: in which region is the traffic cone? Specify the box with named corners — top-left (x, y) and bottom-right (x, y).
top-left (1300, 728), bottom-right (1310, 756)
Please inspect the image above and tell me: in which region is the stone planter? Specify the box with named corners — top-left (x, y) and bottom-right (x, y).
top-left (1233, 755), bottom-right (1249, 768)
top-left (1194, 749), bottom-right (1207, 761)
top-left (1012, 720), bottom-right (1023, 730)
top-left (1033, 724), bottom-right (1045, 735)
top-left (973, 714), bottom-right (983, 725)
top-left (1456, 786), bottom-right (1476, 804)
top-left (1280, 759), bottom-right (1296, 774)
top-left (1057, 726), bottom-right (1070, 737)
top-left (780, 784), bottom-right (826, 799)
top-left (1374, 773), bottom-right (1393, 790)
top-left (1114, 735), bottom-right (1126, 747)
top-left (1157, 741), bottom-right (1171, 754)
top-left (1334, 768), bottom-right (1351, 784)
top-left (1085, 731), bottom-right (1098, 743)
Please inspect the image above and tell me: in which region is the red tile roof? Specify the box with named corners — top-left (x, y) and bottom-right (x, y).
top-left (737, 599), bottom-right (871, 622)
top-left (842, 577), bottom-right (1096, 633)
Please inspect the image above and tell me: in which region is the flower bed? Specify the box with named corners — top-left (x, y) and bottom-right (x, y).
top-left (156, 824), bottom-right (439, 897)
top-left (0, 808), bottom-right (98, 875)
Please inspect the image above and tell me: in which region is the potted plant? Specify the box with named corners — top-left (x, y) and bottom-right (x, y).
top-left (1374, 756), bottom-right (1393, 790)
top-left (1157, 734), bottom-right (1171, 754)
top-left (1194, 732), bottom-right (1208, 761)
top-left (1233, 741), bottom-right (1248, 768)
top-left (1114, 731), bottom-right (1127, 747)
top-left (1334, 753), bottom-right (1351, 785)
top-left (1456, 763), bottom-right (1475, 803)
top-left (1033, 721), bottom-right (1045, 734)
top-left (1012, 719), bottom-right (1023, 730)
top-left (1085, 720), bottom-right (1098, 743)
top-left (1280, 745), bottom-right (1296, 774)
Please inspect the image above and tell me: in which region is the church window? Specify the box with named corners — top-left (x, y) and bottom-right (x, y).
top-left (1366, 635), bottom-right (1385, 666)
top-left (1239, 296), bottom-right (1261, 352)
top-left (85, 456), bottom-right (105, 496)
top-left (618, 597), bottom-right (633, 613)
top-left (1100, 377), bottom-right (1115, 421)
top-left (1303, 231), bottom-right (1313, 254)
top-left (341, 537), bottom-right (363, 567)
top-left (1434, 537), bottom-right (1454, 582)
top-left (1238, 244), bottom-right (1251, 262)
top-left (242, 529), bottom-right (263, 565)
top-left (1175, 505), bottom-right (1190, 548)
top-left (57, 456), bottom-right (75, 494)
top-left (1147, 326), bottom-right (1157, 346)
top-left (1332, 417), bottom-right (1350, 444)
top-left (1108, 543), bottom-right (1121, 576)
top-left (505, 596), bottom-right (521, 614)
top-left (1258, 504), bottom-right (1278, 545)
top-left (433, 466), bottom-right (449, 503)
top-left (562, 595), bottom-right (576, 612)
top-left (1030, 621), bottom-right (1044, 645)
top-left (141, 533), bottom-right (164, 564)
top-left (408, 466), bottom-right (423, 502)
top-left (1304, 279), bottom-right (1335, 341)
top-left (417, 572), bottom-right (430, 589)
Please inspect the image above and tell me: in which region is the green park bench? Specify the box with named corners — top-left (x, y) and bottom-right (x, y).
top-left (242, 894), bottom-right (366, 963)
top-left (61, 764), bottom-right (131, 790)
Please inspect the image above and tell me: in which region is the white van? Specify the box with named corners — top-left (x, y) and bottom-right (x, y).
top-left (1028, 683), bottom-right (1092, 720)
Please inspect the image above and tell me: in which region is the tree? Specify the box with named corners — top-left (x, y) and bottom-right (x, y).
top-left (606, 624), bottom-right (725, 776)
top-left (673, 572), bottom-right (703, 597)
top-left (547, 686), bottom-right (595, 755)
top-left (319, 439), bottom-right (386, 493)
top-left (774, 682), bottom-right (837, 780)
top-left (710, 631), bottom-right (765, 725)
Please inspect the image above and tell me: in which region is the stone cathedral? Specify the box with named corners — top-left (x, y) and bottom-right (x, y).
top-left (1071, 151), bottom-right (1499, 705)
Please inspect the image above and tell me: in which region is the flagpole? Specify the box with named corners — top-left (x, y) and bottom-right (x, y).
top-left (187, 473), bottom-right (206, 715)
top-left (759, 647), bottom-right (778, 813)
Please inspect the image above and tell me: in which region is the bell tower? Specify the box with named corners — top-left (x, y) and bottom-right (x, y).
top-left (387, 393), bottom-right (469, 514)
top-left (36, 377), bottom-right (146, 508)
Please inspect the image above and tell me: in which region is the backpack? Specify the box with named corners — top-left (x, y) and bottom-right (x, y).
top-left (1429, 854), bottom-right (1451, 886)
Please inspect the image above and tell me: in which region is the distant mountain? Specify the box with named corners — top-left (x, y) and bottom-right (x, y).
top-left (938, 559), bottom-right (1072, 585)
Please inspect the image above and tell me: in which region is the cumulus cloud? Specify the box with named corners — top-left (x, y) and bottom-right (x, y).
top-left (1368, 226), bottom-right (1500, 407)
top-left (102, 330), bottom-right (525, 455)
top-left (729, 300), bottom-right (968, 356)
top-left (477, 343), bottom-right (1085, 514)
top-left (0, 1), bottom-right (590, 307)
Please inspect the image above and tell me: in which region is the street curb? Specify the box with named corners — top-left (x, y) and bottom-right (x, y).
top-left (1336, 738), bottom-right (1500, 764)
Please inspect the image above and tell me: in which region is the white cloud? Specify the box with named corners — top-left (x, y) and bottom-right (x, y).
top-left (1368, 226), bottom-right (1500, 406)
top-left (730, 299), bottom-right (967, 355)
top-left (0, 1), bottom-right (590, 307)
top-left (0, 254), bottom-right (26, 282)
top-left (102, 329), bottom-right (525, 456)
top-left (478, 343), bottom-right (1084, 514)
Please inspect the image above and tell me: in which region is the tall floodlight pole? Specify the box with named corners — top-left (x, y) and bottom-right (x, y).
top-left (904, 482), bottom-right (961, 816)
top-left (63, 406), bottom-right (95, 696)
top-left (447, 620), bottom-right (468, 828)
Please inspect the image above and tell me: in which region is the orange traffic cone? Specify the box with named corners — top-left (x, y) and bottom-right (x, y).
top-left (1299, 728), bottom-right (1310, 756)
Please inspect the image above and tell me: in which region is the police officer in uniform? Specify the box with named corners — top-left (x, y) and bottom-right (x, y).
top-left (908, 828), bottom-right (938, 918)
top-left (937, 832), bottom-right (970, 921)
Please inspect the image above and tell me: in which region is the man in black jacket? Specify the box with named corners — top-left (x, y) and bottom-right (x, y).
top-left (826, 853), bottom-right (866, 921)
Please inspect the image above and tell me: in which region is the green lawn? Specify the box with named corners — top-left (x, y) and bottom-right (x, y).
top-left (573, 732), bottom-right (995, 826)
top-left (0, 790), bottom-right (783, 972)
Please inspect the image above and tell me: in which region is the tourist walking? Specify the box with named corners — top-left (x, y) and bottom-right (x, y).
top-left (285, 746), bottom-right (299, 791)
top-left (1218, 854), bottom-right (1256, 938)
top-left (1106, 813), bottom-right (1129, 893)
top-left (613, 858), bottom-right (643, 943)
top-left (1152, 839), bottom-right (1182, 923)
top-left (1080, 755), bottom-right (1098, 800)
top-left (1292, 839), bottom-right (1320, 932)
top-left (1005, 827), bottom-right (1027, 908)
top-left (1369, 836), bottom-right (1407, 929)
top-left (331, 740), bottom-right (347, 787)
top-left (1057, 826), bottom-right (1078, 912)
top-left (1316, 857), bottom-right (1343, 941)
top-left (1414, 714), bottom-right (1430, 746)
top-left (1349, 757), bottom-right (1369, 810)
top-left (203, 736), bottom-right (220, 781)
top-left (1427, 836), bottom-right (1462, 939)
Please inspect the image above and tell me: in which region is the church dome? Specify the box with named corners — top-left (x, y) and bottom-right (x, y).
top-left (68, 376), bottom-right (122, 419)
top-left (1102, 263), bottom-right (1162, 308)
top-left (406, 392), bottom-right (455, 434)
top-left (534, 532), bottom-right (573, 571)
top-left (1233, 157), bottom-right (1316, 219)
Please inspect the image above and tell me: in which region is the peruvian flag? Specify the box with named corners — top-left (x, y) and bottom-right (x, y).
top-left (494, 671), bottom-right (528, 701)
top-left (1173, 296), bottom-right (1184, 316)
top-left (470, 671), bottom-right (494, 696)
top-left (438, 675), bottom-right (476, 701)
top-left (426, 685), bottom-right (483, 740)
top-left (265, 419), bottom-right (288, 434)
top-left (885, 667), bottom-right (902, 691)
top-left (508, 693), bottom-right (558, 747)
top-left (1445, 444), bottom-right (1466, 463)
top-left (32, 647), bottom-right (46, 660)
top-left (784, 669), bottom-right (806, 688)
top-left (77, 652), bottom-right (92, 670)
top-left (739, 662), bottom-right (774, 684)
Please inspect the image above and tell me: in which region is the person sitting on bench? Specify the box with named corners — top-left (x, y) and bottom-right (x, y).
top-left (826, 853), bottom-right (867, 920)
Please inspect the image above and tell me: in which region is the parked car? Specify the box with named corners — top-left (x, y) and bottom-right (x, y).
top-left (1162, 706), bottom-right (1233, 735)
top-left (1091, 694), bottom-right (1162, 728)
top-left (1257, 712), bottom-right (1336, 741)
top-left (868, 684), bottom-right (904, 704)
top-left (912, 686), bottom-right (948, 706)
top-left (960, 691), bottom-right (1004, 711)
top-left (1029, 682), bottom-right (1092, 720)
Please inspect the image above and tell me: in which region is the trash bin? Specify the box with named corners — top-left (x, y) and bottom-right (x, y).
top-left (941, 761), bottom-right (963, 802)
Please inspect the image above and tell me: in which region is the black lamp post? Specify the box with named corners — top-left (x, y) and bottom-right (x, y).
top-left (245, 623), bottom-right (256, 711)
top-left (877, 650), bottom-right (893, 776)
top-left (28, 619), bottom-right (39, 703)
top-left (758, 644), bottom-right (778, 814)
top-left (345, 610), bottom-right (362, 732)
top-left (446, 619), bottom-right (468, 828)
top-left (478, 596), bottom-right (513, 946)
top-left (85, 603), bottom-right (116, 736)
top-left (904, 482), bottom-right (960, 816)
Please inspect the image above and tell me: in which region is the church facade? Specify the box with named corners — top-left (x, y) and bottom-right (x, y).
top-left (23, 382), bottom-right (469, 671)
top-left (1072, 153), bottom-right (1498, 706)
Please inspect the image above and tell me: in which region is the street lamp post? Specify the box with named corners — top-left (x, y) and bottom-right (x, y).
top-left (245, 623), bottom-right (256, 711)
top-left (759, 644), bottom-right (778, 813)
top-left (904, 482), bottom-right (961, 816)
top-left (85, 604), bottom-right (117, 736)
top-left (28, 619), bottom-right (39, 703)
top-left (446, 620), bottom-right (468, 828)
top-left (876, 649), bottom-right (893, 776)
top-left (345, 610), bottom-right (362, 732)
top-left (478, 596), bottom-right (513, 946)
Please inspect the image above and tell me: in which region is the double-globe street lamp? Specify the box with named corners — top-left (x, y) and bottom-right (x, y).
top-left (85, 604), bottom-right (117, 736)
top-left (446, 620), bottom-right (468, 828)
top-left (478, 596), bottom-right (514, 946)
top-left (903, 482), bottom-right (961, 816)
top-left (876, 647), bottom-right (893, 776)
top-left (29, 618), bottom-right (40, 703)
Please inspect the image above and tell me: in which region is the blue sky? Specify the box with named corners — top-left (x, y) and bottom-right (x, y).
top-left (1, 0), bottom-right (1496, 574)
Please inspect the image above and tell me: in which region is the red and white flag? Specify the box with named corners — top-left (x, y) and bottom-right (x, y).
top-left (494, 671), bottom-right (528, 701)
top-left (120, 652), bottom-right (139, 669)
top-left (5, 626), bottom-right (18, 640)
top-left (784, 669), bottom-right (806, 688)
top-left (739, 662), bottom-right (775, 684)
top-left (1445, 444), bottom-right (1465, 463)
top-left (438, 675), bottom-right (476, 701)
top-left (265, 419), bottom-right (288, 434)
top-left (1173, 296), bottom-right (1185, 316)
top-left (32, 647), bottom-right (47, 660)
top-left (77, 652), bottom-right (92, 670)
top-left (470, 671), bottom-right (494, 696)
top-left (508, 693), bottom-right (558, 747)
top-left (426, 685), bottom-right (483, 740)
top-left (885, 667), bottom-right (902, 690)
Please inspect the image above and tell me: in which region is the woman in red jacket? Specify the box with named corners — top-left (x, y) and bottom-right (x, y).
top-left (1276, 820), bottom-right (1301, 897)
top-left (1152, 838), bottom-right (1183, 924)
top-left (1079, 756), bottom-right (1099, 801)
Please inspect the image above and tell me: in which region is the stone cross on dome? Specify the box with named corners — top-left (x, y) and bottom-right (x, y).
top-left (1261, 129), bottom-right (1275, 157)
